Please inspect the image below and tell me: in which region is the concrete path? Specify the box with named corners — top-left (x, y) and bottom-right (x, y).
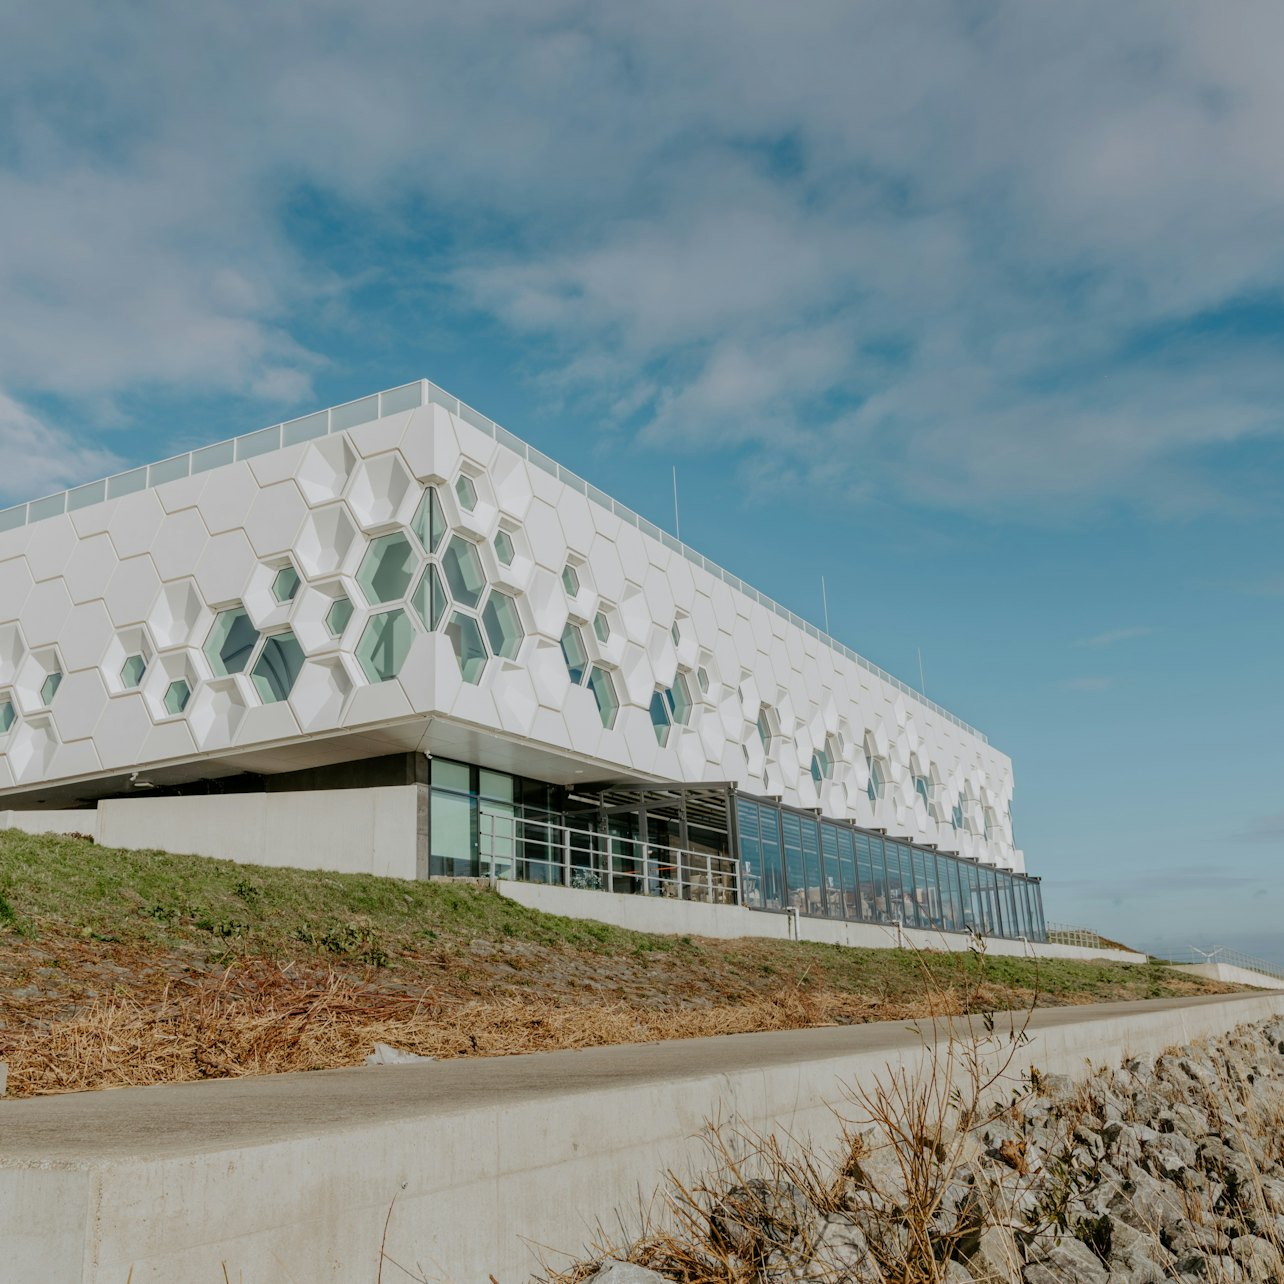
top-left (3, 990), bottom-right (1282, 1283)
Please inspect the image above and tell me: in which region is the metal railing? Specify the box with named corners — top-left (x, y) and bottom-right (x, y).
top-left (1182, 946), bottom-right (1284, 983)
top-left (0, 377), bottom-right (988, 743)
top-left (478, 811), bottom-right (741, 906)
top-left (1045, 922), bottom-right (1119, 951)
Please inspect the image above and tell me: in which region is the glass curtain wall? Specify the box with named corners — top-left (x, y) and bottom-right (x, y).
top-left (733, 794), bottom-right (1045, 943)
top-left (429, 763), bottom-right (1045, 943)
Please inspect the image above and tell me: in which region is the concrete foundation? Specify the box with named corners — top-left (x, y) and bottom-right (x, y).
top-left (1, 787), bottom-right (422, 880)
top-left (1, 992), bottom-right (1280, 1283)
top-left (0, 808), bottom-right (93, 835)
top-left (498, 878), bottom-right (1147, 965)
top-left (1171, 962), bottom-right (1284, 991)
top-left (96, 787), bottom-right (422, 880)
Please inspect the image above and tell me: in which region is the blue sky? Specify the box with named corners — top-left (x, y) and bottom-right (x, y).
top-left (4, 1), bottom-right (1282, 963)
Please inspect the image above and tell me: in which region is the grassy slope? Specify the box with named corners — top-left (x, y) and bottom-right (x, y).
top-left (0, 830), bottom-right (1239, 1095)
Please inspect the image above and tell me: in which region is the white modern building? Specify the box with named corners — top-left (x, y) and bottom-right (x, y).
top-left (0, 381), bottom-right (1044, 941)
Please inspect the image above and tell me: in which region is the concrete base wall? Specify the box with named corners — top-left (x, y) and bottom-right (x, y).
top-left (0, 808), bottom-right (95, 835)
top-left (499, 878), bottom-right (1147, 966)
top-left (1172, 962), bottom-right (1284, 991)
top-left (2, 790), bottom-right (422, 879)
top-left (1, 993), bottom-right (1280, 1283)
top-left (91, 788), bottom-right (422, 880)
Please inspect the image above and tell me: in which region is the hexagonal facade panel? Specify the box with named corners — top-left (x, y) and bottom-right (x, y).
top-left (356, 609), bottom-right (413, 683)
top-left (356, 534), bottom-right (418, 606)
top-left (204, 607), bottom-right (259, 677)
top-left (0, 382), bottom-right (1023, 878)
top-left (251, 631), bottom-right (305, 703)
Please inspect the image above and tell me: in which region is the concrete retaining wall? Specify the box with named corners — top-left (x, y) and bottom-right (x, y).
top-left (499, 878), bottom-right (1147, 965)
top-left (92, 787), bottom-right (422, 880)
top-left (3, 992), bottom-right (1279, 1283)
top-left (2, 790), bottom-right (423, 881)
top-left (1171, 962), bottom-right (1284, 991)
top-left (0, 808), bottom-right (95, 835)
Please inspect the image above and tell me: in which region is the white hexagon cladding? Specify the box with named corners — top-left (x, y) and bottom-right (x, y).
top-left (0, 401), bottom-right (1022, 870)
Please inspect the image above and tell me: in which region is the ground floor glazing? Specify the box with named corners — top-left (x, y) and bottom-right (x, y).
top-left (425, 756), bottom-right (1046, 944)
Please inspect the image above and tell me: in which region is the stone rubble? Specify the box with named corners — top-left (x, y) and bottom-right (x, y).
top-left (576, 1017), bottom-right (1284, 1284)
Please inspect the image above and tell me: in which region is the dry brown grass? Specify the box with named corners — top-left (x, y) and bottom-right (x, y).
top-left (0, 832), bottom-right (1242, 1099)
top-left (3, 962), bottom-right (1027, 1098)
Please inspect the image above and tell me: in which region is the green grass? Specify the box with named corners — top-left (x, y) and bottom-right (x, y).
top-left (0, 828), bottom-right (689, 959)
top-left (0, 828), bottom-right (1237, 1008)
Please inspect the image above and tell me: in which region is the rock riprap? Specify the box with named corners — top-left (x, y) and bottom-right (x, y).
top-left (567, 1017), bottom-right (1284, 1283)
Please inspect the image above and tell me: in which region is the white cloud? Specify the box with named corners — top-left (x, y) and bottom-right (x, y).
top-left (4, 1), bottom-right (1284, 513)
top-left (1073, 626), bottom-right (1154, 649)
top-left (1060, 676), bottom-right (1114, 692)
top-left (0, 392), bottom-right (120, 505)
top-left (1239, 813), bottom-right (1284, 845)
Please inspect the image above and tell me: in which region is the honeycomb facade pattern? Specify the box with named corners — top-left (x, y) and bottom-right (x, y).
top-left (0, 382), bottom-right (1023, 871)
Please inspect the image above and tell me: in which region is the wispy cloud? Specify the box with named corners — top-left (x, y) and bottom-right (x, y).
top-left (1239, 813), bottom-right (1284, 844)
top-left (5, 3), bottom-right (1284, 514)
top-left (1073, 626), bottom-right (1154, 648)
top-left (1061, 676), bottom-right (1114, 692)
top-left (1238, 576), bottom-right (1284, 597)
top-left (1056, 865), bottom-right (1263, 900)
top-left (0, 392), bottom-right (121, 505)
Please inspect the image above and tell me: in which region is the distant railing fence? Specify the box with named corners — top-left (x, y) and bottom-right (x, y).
top-left (1045, 922), bottom-right (1118, 951)
top-left (1181, 946), bottom-right (1284, 984)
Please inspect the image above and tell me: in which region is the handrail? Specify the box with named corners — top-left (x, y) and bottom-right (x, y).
top-left (0, 376), bottom-right (989, 741)
top-left (1180, 945), bottom-right (1284, 983)
top-left (477, 811), bottom-right (741, 906)
top-left (1045, 921), bottom-right (1123, 951)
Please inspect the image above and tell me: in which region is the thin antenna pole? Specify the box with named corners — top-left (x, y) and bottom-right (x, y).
top-left (821, 575), bottom-right (830, 635)
top-left (672, 465), bottom-right (681, 542)
top-left (917, 647), bottom-right (927, 695)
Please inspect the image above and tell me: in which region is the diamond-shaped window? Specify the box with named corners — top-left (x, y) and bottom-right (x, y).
top-left (251, 630), bottom-right (305, 703)
top-left (0, 697), bottom-right (14, 735)
top-left (204, 607), bottom-right (259, 677)
top-left (410, 487), bottom-right (447, 553)
top-left (324, 595), bottom-right (354, 638)
top-left (454, 474), bottom-right (478, 512)
top-left (588, 666), bottom-right (618, 729)
top-left (914, 775), bottom-right (930, 806)
top-left (561, 564), bottom-right (580, 596)
top-left (442, 536), bottom-right (485, 609)
top-left (868, 758), bottom-right (886, 802)
top-left (356, 609), bottom-right (413, 683)
top-left (593, 612), bottom-right (610, 644)
top-left (163, 679), bottom-right (192, 715)
top-left (696, 665), bottom-right (710, 693)
top-left (560, 624), bottom-right (588, 685)
top-left (811, 748), bottom-right (833, 785)
top-left (271, 567), bottom-right (300, 603)
top-left (671, 621), bottom-right (681, 646)
top-left (120, 654), bottom-right (147, 689)
top-left (493, 529), bottom-right (515, 566)
top-left (39, 668), bottom-right (63, 706)
top-left (410, 564), bottom-right (447, 631)
top-left (445, 611), bottom-right (487, 684)
top-left (670, 673), bottom-right (694, 725)
top-left (481, 591), bottom-right (523, 660)
top-left (756, 707), bottom-right (772, 751)
top-left (649, 688), bottom-right (672, 745)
